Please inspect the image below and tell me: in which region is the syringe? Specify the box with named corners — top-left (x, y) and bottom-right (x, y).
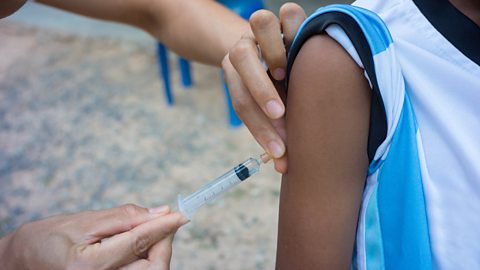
top-left (177, 153), bottom-right (271, 220)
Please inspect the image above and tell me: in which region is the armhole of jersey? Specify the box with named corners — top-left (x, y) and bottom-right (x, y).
top-left (285, 11), bottom-right (387, 163)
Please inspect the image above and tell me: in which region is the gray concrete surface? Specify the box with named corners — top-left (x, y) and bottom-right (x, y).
top-left (0, 22), bottom-right (280, 269)
top-left (1, 1), bottom-right (350, 269)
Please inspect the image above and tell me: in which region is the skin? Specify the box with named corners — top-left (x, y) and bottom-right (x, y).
top-left (2, 0), bottom-right (378, 268)
top-left (1, 0), bottom-right (297, 163)
top-left (0, 1), bottom-right (251, 269)
top-left (228, 0), bottom-right (479, 268)
top-left (0, 0), bottom-right (26, 18)
top-left (1, 0), bottom-right (250, 66)
top-left (276, 35), bottom-right (371, 269)
top-left (0, 0), bottom-right (304, 267)
top-left (224, 0), bottom-right (479, 174)
top-left (1, 0), bottom-right (304, 166)
top-left (0, 204), bottom-right (188, 270)
top-left (449, 0), bottom-right (480, 25)
top-left (0, 1), bottom-right (302, 269)
top-left (223, 3), bottom-right (307, 173)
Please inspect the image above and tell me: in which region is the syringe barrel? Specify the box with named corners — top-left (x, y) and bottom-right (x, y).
top-left (178, 157), bottom-right (261, 219)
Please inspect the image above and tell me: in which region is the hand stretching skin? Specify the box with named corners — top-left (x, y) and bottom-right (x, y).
top-left (222, 3), bottom-right (306, 173)
top-left (0, 204), bottom-right (188, 270)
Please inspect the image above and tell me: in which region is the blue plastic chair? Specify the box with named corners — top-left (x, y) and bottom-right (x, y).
top-left (157, 0), bottom-right (265, 126)
top-left (218, 0), bottom-right (265, 21)
top-left (156, 45), bottom-right (192, 105)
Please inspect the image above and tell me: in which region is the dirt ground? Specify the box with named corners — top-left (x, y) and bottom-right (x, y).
top-left (0, 1), bottom-right (356, 268)
top-left (0, 22), bottom-right (282, 269)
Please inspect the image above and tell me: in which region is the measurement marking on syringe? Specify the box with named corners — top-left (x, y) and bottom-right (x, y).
top-left (177, 154), bottom-right (270, 220)
top-left (204, 192), bottom-right (217, 202)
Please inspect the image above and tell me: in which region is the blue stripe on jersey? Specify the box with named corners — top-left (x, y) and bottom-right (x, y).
top-left (291, 4), bottom-right (394, 56)
top-left (364, 187), bottom-right (385, 269)
top-left (376, 95), bottom-right (432, 269)
top-left (287, 4), bottom-right (433, 269)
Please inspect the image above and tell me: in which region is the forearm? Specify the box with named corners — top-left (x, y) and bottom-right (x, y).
top-left (36, 0), bottom-right (151, 28)
top-left (147, 0), bottom-right (249, 66)
top-left (37, 0), bottom-right (249, 66)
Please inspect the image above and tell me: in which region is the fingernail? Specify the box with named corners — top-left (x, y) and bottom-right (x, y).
top-left (273, 68), bottom-right (285, 80)
top-left (148, 205), bottom-right (170, 214)
top-left (268, 141), bottom-right (285, 158)
top-left (266, 100), bottom-right (284, 119)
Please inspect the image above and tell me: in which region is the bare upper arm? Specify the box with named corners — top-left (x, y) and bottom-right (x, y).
top-left (276, 34), bottom-right (371, 269)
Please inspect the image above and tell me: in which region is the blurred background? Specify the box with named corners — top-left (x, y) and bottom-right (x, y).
top-left (0, 0), bottom-right (349, 269)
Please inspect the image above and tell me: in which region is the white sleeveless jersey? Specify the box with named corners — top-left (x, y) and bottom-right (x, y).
top-left (286, 0), bottom-right (480, 269)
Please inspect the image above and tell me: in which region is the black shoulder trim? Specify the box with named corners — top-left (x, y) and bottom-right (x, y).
top-left (286, 12), bottom-right (387, 163)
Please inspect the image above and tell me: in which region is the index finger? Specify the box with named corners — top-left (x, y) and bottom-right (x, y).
top-left (84, 212), bottom-right (188, 270)
top-left (228, 33), bottom-right (285, 120)
top-left (78, 204), bottom-right (171, 243)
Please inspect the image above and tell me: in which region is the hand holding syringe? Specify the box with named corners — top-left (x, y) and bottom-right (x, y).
top-left (178, 153), bottom-right (271, 220)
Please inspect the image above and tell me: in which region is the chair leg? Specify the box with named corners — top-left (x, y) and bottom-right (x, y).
top-left (157, 0), bottom-right (266, 126)
top-left (216, 0), bottom-right (265, 126)
top-left (178, 57), bottom-right (193, 88)
top-left (221, 71), bottom-right (242, 127)
top-left (157, 43), bottom-right (174, 105)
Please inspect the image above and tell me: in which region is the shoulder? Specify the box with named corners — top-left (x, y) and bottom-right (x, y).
top-left (291, 34), bottom-right (360, 72)
top-left (288, 34), bottom-right (369, 99)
